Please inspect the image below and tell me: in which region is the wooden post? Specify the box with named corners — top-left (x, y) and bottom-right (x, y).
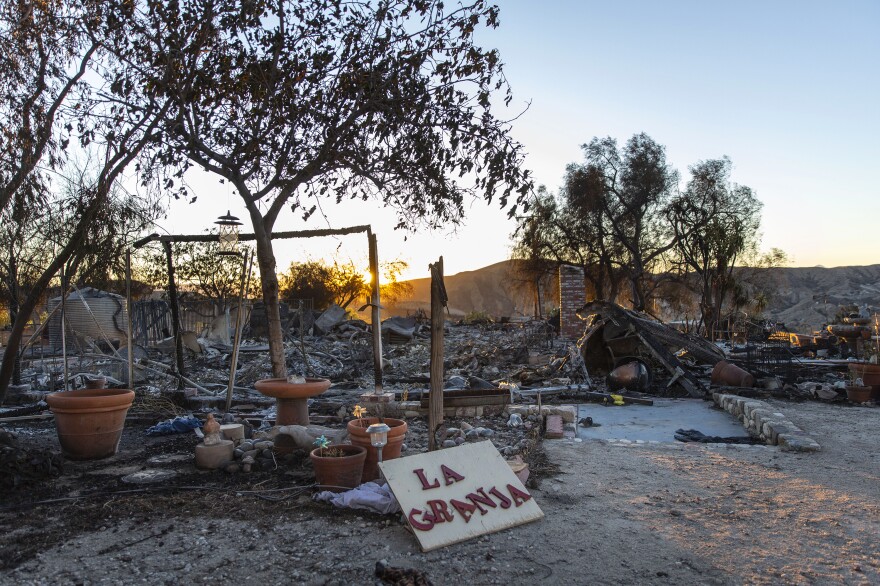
top-left (60, 264), bottom-right (68, 391)
top-left (428, 257), bottom-right (447, 451)
top-left (226, 251), bottom-right (253, 412)
top-left (162, 240), bottom-right (185, 386)
top-left (368, 231), bottom-right (383, 395)
top-left (125, 249), bottom-right (134, 388)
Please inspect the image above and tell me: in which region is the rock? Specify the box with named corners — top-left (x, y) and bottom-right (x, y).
top-left (460, 422), bottom-right (474, 432)
top-left (261, 449), bottom-right (274, 458)
top-left (274, 424), bottom-right (349, 449)
top-left (479, 428), bottom-right (494, 437)
top-left (465, 429), bottom-right (480, 440)
top-left (445, 376), bottom-right (468, 389)
top-left (121, 469), bottom-right (178, 485)
top-left (507, 413), bottom-right (523, 427)
top-left (481, 366), bottom-right (500, 378)
top-left (442, 440), bottom-right (456, 448)
top-left (253, 441), bottom-right (273, 451)
top-left (242, 449), bottom-right (260, 460)
top-left (454, 436), bottom-right (465, 445)
top-left (468, 376), bottom-right (496, 389)
top-left (239, 441), bottom-right (254, 452)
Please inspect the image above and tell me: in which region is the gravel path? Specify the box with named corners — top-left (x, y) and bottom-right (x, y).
top-left (2, 400), bottom-right (878, 585)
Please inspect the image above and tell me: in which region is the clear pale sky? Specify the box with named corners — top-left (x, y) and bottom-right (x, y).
top-left (162, 0), bottom-right (880, 281)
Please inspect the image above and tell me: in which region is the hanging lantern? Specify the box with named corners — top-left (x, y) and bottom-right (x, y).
top-left (215, 211), bottom-right (242, 256)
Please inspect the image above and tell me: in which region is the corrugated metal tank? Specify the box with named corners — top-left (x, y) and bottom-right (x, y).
top-left (48, 288), bottom-right (128, 350)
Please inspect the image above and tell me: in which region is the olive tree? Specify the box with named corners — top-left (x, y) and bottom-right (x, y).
top-left (512, 134), bottom-right (676, 311)
top-left (668, 157), bottom-right (762, 337)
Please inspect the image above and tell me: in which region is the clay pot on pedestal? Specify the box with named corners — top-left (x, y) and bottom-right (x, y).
top-left (347, 417), bottom-right (408, 483)
top-left (45, 388), bottom-right (135, 460)
top-left (845, 385), bottom-right (873, 404)
top-left (309, 444), bottom-right (366, 492)
top-left (254, 377), bottom-right (332, 454)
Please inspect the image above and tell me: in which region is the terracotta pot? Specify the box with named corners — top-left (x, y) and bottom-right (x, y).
top-left (347, 417), bottom-right (408, 483)
top-left (845, 385), bottom-right (873, 404)
top-left (847, 363), bottom-right (880, 387)
top-left (711, 360), bottom-right (755, 388)
top-left (46, 388), bottom-right (135, 460)
top-left (310, 444), bottom-right (366, 492)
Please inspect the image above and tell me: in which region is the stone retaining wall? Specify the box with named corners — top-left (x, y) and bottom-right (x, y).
top-left (713, 392), bottom-right (821, 452)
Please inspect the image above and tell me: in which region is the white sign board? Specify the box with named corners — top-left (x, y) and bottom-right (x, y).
top-left (379, 441), bottom-right (544, 551)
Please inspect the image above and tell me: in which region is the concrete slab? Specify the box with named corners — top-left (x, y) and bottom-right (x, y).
top-left (576, 398), bottom-right (747, 443)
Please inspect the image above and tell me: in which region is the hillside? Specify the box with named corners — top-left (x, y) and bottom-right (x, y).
top-left (385, 261), bottom-right (880, 332)
top-left (385, 260), bottom-right (539, 318)
top-left (760, 264), bottom-right (880, 331)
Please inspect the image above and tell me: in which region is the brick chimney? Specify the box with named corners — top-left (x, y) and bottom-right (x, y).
top-left (558, 264), bottom-right (585, 340)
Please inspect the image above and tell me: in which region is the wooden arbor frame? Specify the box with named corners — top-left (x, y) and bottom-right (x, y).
top-left (128, 225), bottom-right (385, 403)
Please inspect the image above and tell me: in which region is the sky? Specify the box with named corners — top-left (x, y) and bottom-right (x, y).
top-left (160, 0), bottom-right (880, 282)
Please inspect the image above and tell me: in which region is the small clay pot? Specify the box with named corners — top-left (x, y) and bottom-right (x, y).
top-left (309, 444), bottom-right (366, 492)
top-left (347, 417), bottom-right (408, 483)
top-left (46, 388), bottom-right (135, 460)
top-left (845, 385), bottom-right (873, 404)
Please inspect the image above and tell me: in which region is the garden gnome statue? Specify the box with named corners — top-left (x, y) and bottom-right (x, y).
top-left (203, 413), bottom-right (222, 446)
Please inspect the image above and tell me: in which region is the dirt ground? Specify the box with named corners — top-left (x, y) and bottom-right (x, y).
top-left (1, 396), bottom-right (878, 586)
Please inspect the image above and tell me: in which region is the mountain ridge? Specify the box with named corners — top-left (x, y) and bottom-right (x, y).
top-left (385, 260), bottom-right (880, 332)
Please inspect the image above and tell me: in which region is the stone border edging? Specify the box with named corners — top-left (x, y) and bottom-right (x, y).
top-left (713, 392), bottom-right (821, 452)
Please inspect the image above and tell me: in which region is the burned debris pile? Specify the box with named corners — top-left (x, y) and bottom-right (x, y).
top-left (577, 301), bottom-right (725, 398)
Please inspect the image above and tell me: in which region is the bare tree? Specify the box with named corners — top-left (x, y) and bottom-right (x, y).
top-left (0, 1), bottom-right (180, 402)
top-left (132, 0), bottom-right (532, 378)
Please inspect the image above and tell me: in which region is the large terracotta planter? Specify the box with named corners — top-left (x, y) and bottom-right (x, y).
top-left (711, 360), bottom-right (755, 388)
top-left (848, 363), bottom-right (880, 387)
top-left (845, 385), bottom-right (873, 404)
top-left (310, 444), bottom-right (366, 492)
top-left (46, 388), bottom-right (135, 460)
top-left (347, 417), bottom-right (408, 483)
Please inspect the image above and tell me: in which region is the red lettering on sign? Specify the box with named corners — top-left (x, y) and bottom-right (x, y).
top-left (465, 488), bottom-right (497, 514)
top-left (413, 468), bottom-right (440, 490)
top-left (426, 499), bottom-right (454, 524)
top-left (440, 464), bottom-right (464, 486)
top-left (440, 465), bottom-right (465, 485)
top-left (450, 498), bottom-right (477, 523)
top-left (407, 508), bottom-right (434, 531)
top-left (488, 486), bottom-right (512, 509)
top-left (507, 484), bottom-right (532, 507)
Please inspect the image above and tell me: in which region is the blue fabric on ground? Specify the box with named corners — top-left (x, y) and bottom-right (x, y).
top-left (146, 415), bottom-right (203, 436)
